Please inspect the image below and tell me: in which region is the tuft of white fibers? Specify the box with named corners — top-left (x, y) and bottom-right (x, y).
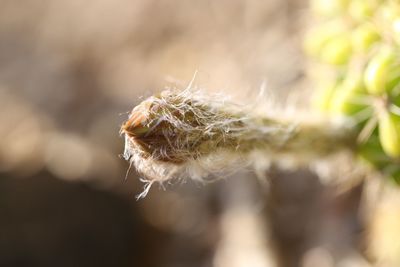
top-left (121, 88), bottom-right (358, 198)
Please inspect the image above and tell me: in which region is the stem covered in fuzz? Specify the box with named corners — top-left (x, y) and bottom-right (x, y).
top-left (121, 89), bottom-right (357, 195)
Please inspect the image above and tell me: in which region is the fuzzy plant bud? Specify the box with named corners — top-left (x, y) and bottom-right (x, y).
top-left (121, 89), bottom-right (357, 196)
top-left (121, 90), bottom-right (245, 165)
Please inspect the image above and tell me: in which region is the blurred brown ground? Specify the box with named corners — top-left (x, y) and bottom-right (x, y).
top-left (0, 1), bottom-right (370, 267)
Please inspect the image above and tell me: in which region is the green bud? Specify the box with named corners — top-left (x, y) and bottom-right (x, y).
top-left (379, 111), bottom-right (400, 158)
top-left (320, 34), bottom-right (352, 65)
top-left (352, 24), bottom-right (380, 53)
top-left (364, 47), bottom-right (399, 95)
top-left (330, 75), bottom-right (367, 115)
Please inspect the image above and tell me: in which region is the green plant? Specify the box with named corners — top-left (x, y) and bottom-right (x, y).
top-left (121, 0), bottom-right (400, 197)
top-left (305, 0), bottom-right (400, 185)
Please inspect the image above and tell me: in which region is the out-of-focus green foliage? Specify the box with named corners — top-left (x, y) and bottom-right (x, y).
top-left (305, 0), bottom-right (400, 184)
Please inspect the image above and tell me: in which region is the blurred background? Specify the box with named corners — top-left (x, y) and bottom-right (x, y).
top-left (0, 0), bottom-right (388, 266)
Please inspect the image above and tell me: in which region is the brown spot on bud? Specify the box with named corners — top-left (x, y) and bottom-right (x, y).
top-left (122, 99), bottom-right (154, 137)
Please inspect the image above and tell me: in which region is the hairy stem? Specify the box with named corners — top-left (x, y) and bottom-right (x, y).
top-left (235, 118), bottom-right (357, 161)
